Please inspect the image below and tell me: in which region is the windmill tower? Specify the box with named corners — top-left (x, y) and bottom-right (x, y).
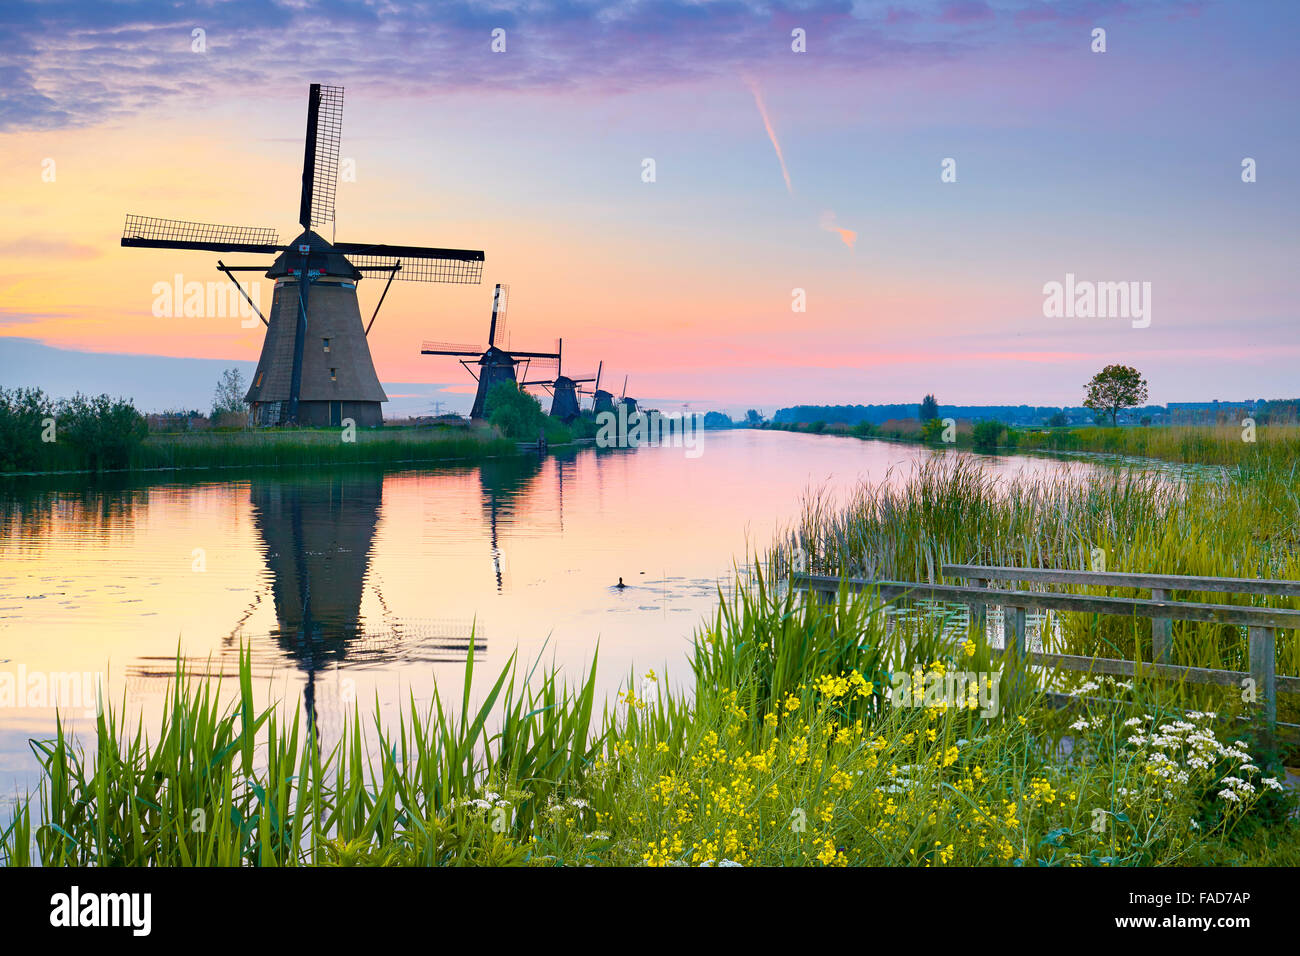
top-left (519, 344), bottom-right (600, 423)
top-left (121, 84), bottom-right (484, 427)
top-left (421, 284), bottom-right (560, 420)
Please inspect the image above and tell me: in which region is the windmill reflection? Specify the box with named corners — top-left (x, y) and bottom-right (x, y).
top-left (251, 471), bottom-right (381, 723)
top-left (126, 469), bottom-right (483, 731)
top-left (477, 454), bottom-right (546, 592)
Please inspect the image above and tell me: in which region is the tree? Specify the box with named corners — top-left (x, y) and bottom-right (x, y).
top-left (0, 386), bottom-right (54, 472)
top-left (1083, 365), bottom-right (1148, 427)
top-left (919, 394), bottom-right (939, 421)
top-left (212, 367), bottom-right (248, 418)
top-left (1046, 411), bottom-right (1068, 428)
top-left (745, 409), bottom-right (764, 427)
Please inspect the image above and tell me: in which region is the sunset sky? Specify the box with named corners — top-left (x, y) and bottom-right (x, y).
top-left (1, 0), bottom-right (1297, 416)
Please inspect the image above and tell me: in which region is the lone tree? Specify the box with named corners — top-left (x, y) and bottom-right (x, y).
top-left (1083, 364), bottom-right (1148, 427)
top-left (919, 394), bottom-right (939, 421)
top-left (211, 368), bottom-right (248, 419)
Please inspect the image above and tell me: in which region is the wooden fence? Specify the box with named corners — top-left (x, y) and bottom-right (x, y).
top-left (793, 565), bottom-right (1300, 745)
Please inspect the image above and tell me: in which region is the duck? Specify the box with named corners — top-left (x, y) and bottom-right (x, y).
top-left (614, 577), bottom-right (627, 589)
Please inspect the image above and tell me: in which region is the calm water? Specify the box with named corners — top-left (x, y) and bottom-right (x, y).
top-left (0, 431), bottom-right (1101, 801)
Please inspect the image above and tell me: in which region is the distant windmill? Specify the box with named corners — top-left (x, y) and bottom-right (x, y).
top-left (521, 346), bottom-right (600, 423)
top-left (589, 366), bottom-right (617, 416)
top-left (420, 284), bottom-right (560, 420)
top-left (618, 375), bottom-right (638, 414)
top-left (120, 83), bottom-right (484, 427)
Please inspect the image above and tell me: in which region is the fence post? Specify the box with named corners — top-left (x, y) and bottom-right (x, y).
top-left (1003, 604), bottom-right (1026, 656)
top-left (1248, 626), bottom-right (1277, 744)
top-left (969, 577), bottom-right (988, 641)
top-left (1150, 587), bottom-right (1172, 664)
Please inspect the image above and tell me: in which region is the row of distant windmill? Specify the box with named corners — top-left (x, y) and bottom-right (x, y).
top-left (120, 84), bottom-right (638, 426)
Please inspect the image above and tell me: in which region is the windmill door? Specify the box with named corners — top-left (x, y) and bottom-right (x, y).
top-left (330, 401), bottom-right (342, 426)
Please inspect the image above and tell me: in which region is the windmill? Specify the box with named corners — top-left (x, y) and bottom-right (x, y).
top-left (420, 284), bottom-right (560, 420)
top-left (573, 361), bottom-right (606, 416)
top-left (120, 83), bottom-right (484, 427)
top-left (618, 375), bottom-right (638, 414)
top-left (519, 345), bottom-right (600, 423)
top-left (590, 366), bottom-right (618, 416)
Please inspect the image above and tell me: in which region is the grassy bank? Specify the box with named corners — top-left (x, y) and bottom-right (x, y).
top-left (3, 566), bottom-right (1295, 867)
top-left (4, 424), bottom-right (518, 475)
top-left (765, 419), bottom-right (1300, 468)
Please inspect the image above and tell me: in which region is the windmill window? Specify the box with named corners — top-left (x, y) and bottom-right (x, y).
top-left (330, 368), bottom-right (337, 382)
top-left (254, 372), bottom-right (263, 387)
top-left (323, 338), bottom-right (330, 352)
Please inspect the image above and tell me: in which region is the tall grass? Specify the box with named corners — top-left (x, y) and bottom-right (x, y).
top-left (1014, 423), bottom-right (1300, 467)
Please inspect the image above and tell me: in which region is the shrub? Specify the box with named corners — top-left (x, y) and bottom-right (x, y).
top-left (55, 393), bottom-right (148, 471)
top-left (971, 420), bottom-right (1004, 453)
top-left (486, 381), bottom-right (571, 443)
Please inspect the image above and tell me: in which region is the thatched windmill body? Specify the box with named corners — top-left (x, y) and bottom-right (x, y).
top-left (421, 284), bottom-right (560, 419)
top-left (121, 84), bottom-right (484, 427)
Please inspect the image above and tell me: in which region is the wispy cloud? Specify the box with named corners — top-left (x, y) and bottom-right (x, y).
top-left (819, 210), bottom-right (857, 251)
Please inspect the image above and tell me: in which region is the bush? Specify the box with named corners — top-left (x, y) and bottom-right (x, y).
top-left (486, 381), bottom-right (571, 443)
top-left (971, 420), bottom-right (1004, 453)
top-left (920, 418), bottom-right (945, 443)
top-left (0, 386), bottom-right (54, 472)
top-left (55, 393), bottom-right (148, 471)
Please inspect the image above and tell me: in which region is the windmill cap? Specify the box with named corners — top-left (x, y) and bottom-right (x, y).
top-left (266, 229), bottom-right (362, 281)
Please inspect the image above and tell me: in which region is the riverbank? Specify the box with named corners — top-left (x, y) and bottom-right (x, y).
top-left (762, 420), bottom-right (1300, 468)
top-left (4, 457), bottom-right (1296, 867)
top-left (1, 424), bottom-right (521, 476)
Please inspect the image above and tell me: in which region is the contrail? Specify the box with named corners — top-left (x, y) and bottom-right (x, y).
top-left (744, 76), bottom-right (792, 195)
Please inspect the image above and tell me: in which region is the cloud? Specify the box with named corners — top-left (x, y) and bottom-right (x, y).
top-left (819, 210), bottom-right (857, 251)
top-left (0, 0), bottom-right (1193, 132)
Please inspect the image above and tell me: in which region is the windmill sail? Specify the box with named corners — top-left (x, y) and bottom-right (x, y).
top-left (341, 242), bottom-right (485, 284)
top-left (121, 215), bottom-right (280, 253)
top-left (300, 84), bottom-right (344, 230)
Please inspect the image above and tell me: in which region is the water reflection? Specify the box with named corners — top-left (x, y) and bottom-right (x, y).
top-left (2, 433), bottom-right (1123, 797)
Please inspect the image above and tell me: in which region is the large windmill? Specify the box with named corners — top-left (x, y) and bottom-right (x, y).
top-left (520, 346), bottom-right (601, 423)
top-left (420, 284), bottom-right (560, 420)
top-left (121, 83), bottom-right (484, 427)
